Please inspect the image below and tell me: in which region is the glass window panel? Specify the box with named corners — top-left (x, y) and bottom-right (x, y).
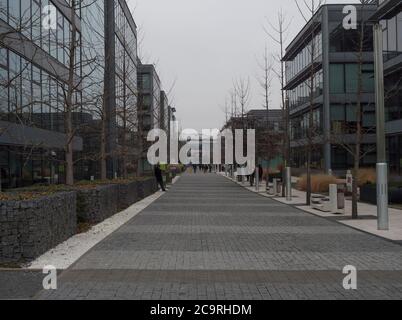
top-left (32, 1), bottom-right (41, 46)
top-left (345, 64), bottom-right (358, 94)
top-left (398, 12), bottom-right (402, 52)
top-left (9, 0), bottom-right (20, 29)
top-left (388, 16), bottom-right (397, 52)
top-left (346, 104), bottom-right (357, 122)
top-left (0, 0), bottom-right (8, 22)
top-left (0, 46), bottom-right (7, 66)
top-left (21, 0), bottom-right (31, 38)
top-left (330, 64), bottom-right (344, 94)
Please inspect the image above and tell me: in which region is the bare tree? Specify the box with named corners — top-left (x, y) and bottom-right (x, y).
top-left (264, 8), bottom-right (291, 195)
top-left (294, 0), bottom-right (325, 205)
top-left (256, 46), bottom-right (275, 188)
top-left (330, 0), bottom-right (376, 218)
top-left (234, 77), bottom-right (251, 130)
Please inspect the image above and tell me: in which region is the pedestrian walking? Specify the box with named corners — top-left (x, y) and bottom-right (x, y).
top-left (250, 169), bottom-right (255, 186)
top-left (154, 163), bottom-right (166, 192)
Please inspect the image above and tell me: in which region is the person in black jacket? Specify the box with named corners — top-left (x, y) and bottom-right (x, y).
top-left (154, 164), bottom-right (166, 192)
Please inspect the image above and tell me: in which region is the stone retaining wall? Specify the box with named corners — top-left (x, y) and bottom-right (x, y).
top-left (118, 181), bottom-right (139, 211)
top-left (138, 178), bottom-right (158, 199)
top-left (0, 177), bottom-right (160, 264)
top-left (0, 192), bottom-right (77, 264)
top-left (76, 185), bottom-right (119, 224)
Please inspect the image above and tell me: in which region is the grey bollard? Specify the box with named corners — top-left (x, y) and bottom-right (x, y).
top-left (329, 184), bottom-right (338, 213)
top-left (286, 167), bottom-right (292, 201)
top-left (273, 179), bottom-right (278, 195)
top-left (377, 163), bottom-right (389, 230)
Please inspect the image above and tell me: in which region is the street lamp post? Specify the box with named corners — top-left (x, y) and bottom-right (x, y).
top-left (373, 23), bottom-right (389, 231)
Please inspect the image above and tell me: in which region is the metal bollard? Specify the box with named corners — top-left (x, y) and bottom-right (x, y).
top-left (377, 163), bottom-right (389, 230)
top-left (273, 179), bottom-right (278, 195)
top-left (286, 167), bottom-right (292, 201)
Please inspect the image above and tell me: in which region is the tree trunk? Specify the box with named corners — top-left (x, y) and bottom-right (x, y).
top-left (306, 146), bottom-right (312, 205)
top-left (65, 1), bottom-right (77, 186)
top-left (100, 115), bottom-right (107, 180)
top-left (351, 5), bottom-right (365, 219)
top-left (352, 155), bottom-right (360, 219)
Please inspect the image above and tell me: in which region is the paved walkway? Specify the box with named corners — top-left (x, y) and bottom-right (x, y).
top-left (37, 174), bottom-right (402, 300)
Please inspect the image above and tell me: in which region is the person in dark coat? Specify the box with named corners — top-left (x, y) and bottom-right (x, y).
top-left (154, 164), bottom-right (166, 192)
top-left (258, 165), bottom-right (263, 180)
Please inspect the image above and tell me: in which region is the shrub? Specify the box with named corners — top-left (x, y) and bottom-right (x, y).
top-left (357, 168), bottom-right (376, 186)
top-left (297, 174), bottom-right (339, 193)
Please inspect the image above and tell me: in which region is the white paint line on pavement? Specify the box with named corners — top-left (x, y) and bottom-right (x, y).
top-left (27, 176), bottom-right (181, 270)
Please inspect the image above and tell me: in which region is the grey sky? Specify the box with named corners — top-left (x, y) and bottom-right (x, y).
top-left (128, 0), bottom-right (361, 131)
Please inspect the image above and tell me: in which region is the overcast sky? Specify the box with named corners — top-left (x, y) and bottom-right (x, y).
top-left (127, 0), bottom-right (361, 131)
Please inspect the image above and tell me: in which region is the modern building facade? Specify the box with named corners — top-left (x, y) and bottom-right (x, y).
top-left (160, 90), bottom-right (169, 132)
top-left (137, 63), bottom-right (162, 173)
top-left (0, 0), bottom-right (139, 188)
top-left (284, 3), bottom-right (378, 172)
top-left (372, 0), bottom-right (402, 175)
top-left (221, 109), bottom-right (284, 170)
top-left (0, 0), bottom-right (84, 188)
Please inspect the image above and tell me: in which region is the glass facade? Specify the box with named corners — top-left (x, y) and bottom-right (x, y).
top-left (115, 0), bottom-right (138, 137)
top-left (285, 5), bottom-right (377, 171)
top-left (290, 108), bottom-right (322, 141)
top-left (0, 1), bottom-right (83, 188)
top-left (329, 63), bottom-right (375, 94)
top-left (379, 3), bottom-right (402, 176)
top-left (285, 32), bottom-right (322, 82)
top-left (330, 103), bottom-right (375, 134)
top-left (288, 69), bottom-right (323, 110)
top-left (388, 135), bottom-right (402, 175)
top-left (0, 0), bottom-right (80, 67)
top-left (381, 11), bottom-right (402, 61)
top-left (1, 0), bottom-right (140, 187)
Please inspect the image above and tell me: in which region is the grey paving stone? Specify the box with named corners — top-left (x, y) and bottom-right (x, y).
top-left (35, 174), bottom-right (402, 300)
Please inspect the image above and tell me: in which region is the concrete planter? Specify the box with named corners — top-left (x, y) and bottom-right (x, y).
top-left (76, 184), bottom-right (119, 224)
top-left (360, 184), bottom-right (402, 205)
top-left (0, 192), bottom-right (77, 264)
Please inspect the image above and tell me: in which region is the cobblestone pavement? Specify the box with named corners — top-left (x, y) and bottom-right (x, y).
top-left (37, 174), bottom-right (402, 300)
top-left (0, 270), bottom-right (44, 300)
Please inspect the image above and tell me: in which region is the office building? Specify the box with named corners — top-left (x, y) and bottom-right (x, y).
top-left (372, 0), bottom-right (402, 175)
top-left (0, 0), bottom-right (139, 188)
top-left (283, 3), bottom-right (378, 172)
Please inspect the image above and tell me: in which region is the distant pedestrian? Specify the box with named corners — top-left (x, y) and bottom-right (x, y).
top-left (154, 164), bottom-right (166, 192)
top-left (250, 169), bottom-right (255, 186)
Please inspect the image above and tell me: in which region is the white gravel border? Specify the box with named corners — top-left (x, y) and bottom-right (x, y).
top-left (27, 176), bottom-right (180, 270)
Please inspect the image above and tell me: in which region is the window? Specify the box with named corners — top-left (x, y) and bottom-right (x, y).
top-left (388, 16), bottom-right (397, 53)
top-left (398, 12), bottom-right (402, 52)
top-left (345, 64), bottom-right (358, 93)
top-left (32, 0), bottom-right (41, 46)
top-left (330, 64), bottom-right (344, 94)
top-left (0, 0), bottom-right (8, 22)
top-left (21, 0), bottom-right (31, 38)
top-left (9, 0), bottom-right (20, 29)
top-left (331, 104), bottom-right (345, 134)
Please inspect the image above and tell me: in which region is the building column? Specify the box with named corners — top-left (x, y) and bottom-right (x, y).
top-left (104, 0), bottom-right (117, 179)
